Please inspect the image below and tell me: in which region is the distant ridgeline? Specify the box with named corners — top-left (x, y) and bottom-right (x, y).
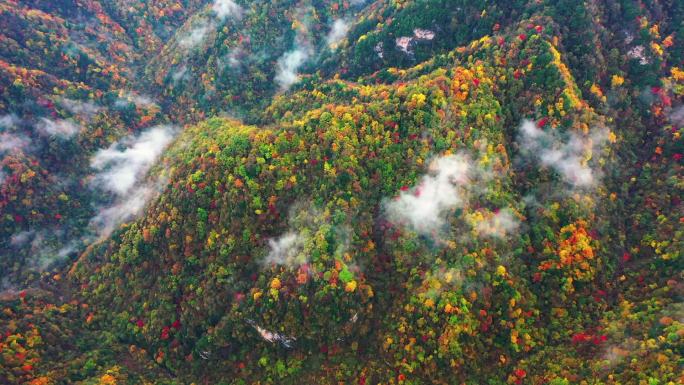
top-left (1, 1), bottom-right (683, 384)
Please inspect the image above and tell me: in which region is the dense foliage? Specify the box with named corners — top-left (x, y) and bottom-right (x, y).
top-left (1, 0), bottom-right (682, 384)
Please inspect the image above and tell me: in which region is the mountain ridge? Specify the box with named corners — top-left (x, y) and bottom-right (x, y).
top-left (0, 1), bottom-right (682, 384)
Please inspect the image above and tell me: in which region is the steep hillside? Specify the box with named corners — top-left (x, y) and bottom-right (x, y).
top-left (0, 1), bottom-right (682, 384)
top-left (0, 0), bottom-right (209, 283)
top-left (72, 13), bottom-right (682, 385)
top-left (144, 0), bottom-right (367, 123)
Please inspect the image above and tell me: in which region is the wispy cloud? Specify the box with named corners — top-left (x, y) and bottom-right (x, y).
top-left (37, 118), bottom-right (81, 138)
top-left (8, 229), bottom-right (80, 271)
top-left (180, 1), bottom-right (243, 51)
top-left (0, 115), bottom-right (27, 155)
top-left (384, 150), bottom-right (521, 244)
top-left (326, 19), bottom-right (350, 47)
top-left (171, 66), bottom-right (189, 83)
top-left (90, 125), bottom-right (178, 236)
top-left (0, 132), bottom-right (29, 153)
top-left (384, 154), bottom-right (472, 237)
top-left (59, 98), bottom-right (101, 120)
top-left (212, 0), bottom-right (243, 20)
top-left (264, 231), bottom-right (305, 266)
top-left (275, 10), bottom-right (313, 90)
top-left (471, 208), bottom-right (520, 238)
top-left (670, 105), bottom-right (684, 126)
top-left (90, 185), bottom-right (162, 237)
top-left (115, 93), bottom-right (159, 109)
top-left (275, 48), bottom-right (310, 90)
top-left (0, 114), bottom-right (21, 129)
top-left (180, 20), bottom-right (212, 50)
top-left (517, 119), bottom-right (608, 188)
top-left (262, 204), bottom-right (350, 270)
top-left (91, 125), bottom-right (176, 196)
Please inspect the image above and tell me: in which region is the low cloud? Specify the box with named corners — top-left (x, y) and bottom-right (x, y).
top-left (262, 204), bottom-right (350, 270)
top-left (180, 20), bottom-right (212, 50)
top-left (517, 119), bottom-right (608, 188)
top-left (0, 132), bottom-right (29, 153)
top-left (59, 98), bottom-right (101, 120)
top-left (0, 115), bottom-right (27, 155)
top-left (171, 66), bottom-right (189, 84)
top-left (220, 49), bottom-right (243, 70)
top-left (384, 151), bottom-right (521, 244)
top-left (327, 19), bottom-right (350, 47)
top-left (91, 125), bottom-right (176, 196)
top-left (90, 185), bottom-right (162, 237)
top-left (10, 230), bottom-right (34, 247)
top-left (264, 231), bottom-right (305, 266)
top-left (385, 154), bottom-right (472, 237)
top-left (180, 1), bottom-right (243, 51)
top-left (275, 47), bottom-right (310, 90)
top-left (9, 230), bottom-right (79, 271)
top-left (472, 209), bottom-right (520, 238)
top-left (90, 125), bottom-right (178, 237)
top-left (37, 118), bottom-right (81, 138)
top-left (115, 93), bottom-right (159, 109)
top-left (670, 105), bottom-right (684, 127)
top-left (212, 0), bottom-right (243, 20)
top-left (275, 10), bottom-right (313, 90)
top-left (0, 114), bottom-right (20, 129)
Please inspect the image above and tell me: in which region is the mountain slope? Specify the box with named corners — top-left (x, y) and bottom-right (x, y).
top-left (0, 1), bottom-right (682, 384)
top-left (70, 13), bottom-right (681, 383)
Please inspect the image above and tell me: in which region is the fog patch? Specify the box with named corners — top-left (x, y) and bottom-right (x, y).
top-left (90, 125), bottom-right (178, 237)
top-left (275, 49), bottom-right (309, 90)
top-left (0, 132), bottom-right (29, 153)
top-left (275, 9), bottom-right (314, 90)
top-left (91, 125), bottom-right (176, 195)
top-left (670, 105), bottom-right (684, 127)
top-left (262, 203), bottom-right (351, 271)
top-left (384, 154), bottom-right (472, 237)
top-left (116, 93), bottom-right (159, 109)
top-left (90, 185), bottom-right (163, 237)
top-left (327, 19), bottom-right (350, 48)
top-left (218, 48), bottom-right (243, 70)
top-left (212, 0), bottom-right (243, 20)
top-left (59, 98), bottom-right (101, 120)
top-left (471, 209), bottom-right (520, 238)
top-left (180, 19), bottom-right (213, 50)
top-left (0, 114), bottom-right (21, 129)
top-left (264, 232), bottom-right (305, 266)
top-left (37, 118), bottom-right (81, 138)
top-left (8, 230), bottom-right (79, 271)
top-left (171, 66), bottom-right (189, 83)
top-left (517, 119), bottom-right (608, 188)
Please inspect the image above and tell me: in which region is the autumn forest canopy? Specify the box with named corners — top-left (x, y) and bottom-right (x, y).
top-left (0, 0), bottom-right (682, 384)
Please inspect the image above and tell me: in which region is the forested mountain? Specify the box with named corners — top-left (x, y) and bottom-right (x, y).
top-left (0, 1), bottom-right (682, 384)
